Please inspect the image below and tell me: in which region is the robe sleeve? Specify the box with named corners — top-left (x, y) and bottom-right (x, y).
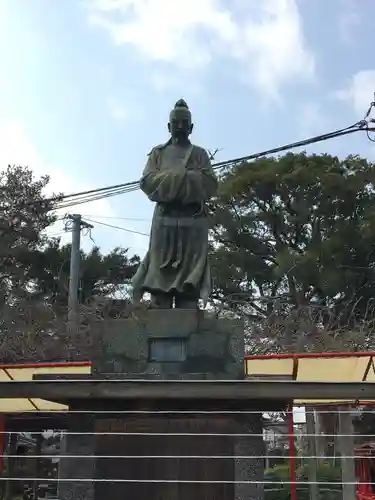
top-left (178, 148), bottom-right (218, 204)
top-left (139, 148), bottom-right (187, 203)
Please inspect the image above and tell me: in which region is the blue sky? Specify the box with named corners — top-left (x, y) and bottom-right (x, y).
top-left (1, 0), bottom-right (375, 258)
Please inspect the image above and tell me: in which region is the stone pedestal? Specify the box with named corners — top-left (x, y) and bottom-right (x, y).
top-left (93, 410), bottom-right (264, 500)
top-left (92, 309), bottom-right (243, 378)
top-left (58, 310), bottom-right (266, 500)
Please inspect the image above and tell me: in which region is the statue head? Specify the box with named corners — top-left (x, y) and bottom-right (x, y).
top-left (168, 99), bottom-right (193, 140)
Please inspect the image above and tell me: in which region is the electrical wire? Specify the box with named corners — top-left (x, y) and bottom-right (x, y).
top-left (55, 184), bottom-right (139, 210)
top-left (45, 231), bottom-right (67, 238)
top-left (12, 99), bottom-right (375, 212)
top-left (81, 215), bottom-right (150, 221)
top-left (52, 122), bottom-right (375, 210)
top-left (82, 217), bottom-right (150, 237)
top-left (210, 123), bottom-right (356, 169)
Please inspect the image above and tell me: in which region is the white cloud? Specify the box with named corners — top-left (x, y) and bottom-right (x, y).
top-left (148, 71), bottom-right (203, 97)
top-left (107, 96), bottom-right (148, 124)
top-left (336, 70), bottom-right (375, 117)
top-left (338, 0), bottom-right (361, 44)
top-left (298, 102), bottom-right (321, 137)
top-left (107, 96), bottom-right (129, 122)
top-left (86, 0), bottom-right (315, 99)
top-left (0, 120), bottom-right (117, 249)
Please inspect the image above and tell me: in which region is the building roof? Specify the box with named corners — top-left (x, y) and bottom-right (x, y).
top-left (245, 351), bottom-right (375, 404)
top-left (0, 352), bottom-right (374, 412)
top-left (0, 362), bottom-right (91, 412)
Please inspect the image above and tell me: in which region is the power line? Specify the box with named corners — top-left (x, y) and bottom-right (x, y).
top-left (13, 99), bottom-right (375, 212)
top-left (56, 181), bottom-right (139, 206)
top-left (81, 215), bottom-right (150, 222)
top-left (55, 184), bottom-right (139, 210)
top-left (52, 121), bottom-right (374, 210)
top-left (210, 121), bottom-right (370, 169)
top-left (45, 231), bottom-right (67, 238)
top-left (82, 217), bottom-right (150, 237)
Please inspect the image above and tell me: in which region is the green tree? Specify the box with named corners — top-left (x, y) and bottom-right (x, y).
top-left (210, 152), bottom-right (375, 352)
top-left (0, 165), bottom-right (60, 361)
top-left (1, 241), bottom-right (140, 362)
top-left (26, 240), bottom-right (140, 313)
top-left (0, 165), bottom-right (58, 303)
top-left (0, 165), bottom-right (140, 362)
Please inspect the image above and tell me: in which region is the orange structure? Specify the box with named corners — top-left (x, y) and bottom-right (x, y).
top-left (356, 444), bottom-right (375, 500)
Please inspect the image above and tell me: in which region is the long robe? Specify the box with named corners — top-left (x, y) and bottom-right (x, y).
top-left (132, 141), bottom-right (218, 303)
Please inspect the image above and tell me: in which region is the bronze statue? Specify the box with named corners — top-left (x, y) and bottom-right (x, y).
top-left (132, 99), bottom-right (218, 309)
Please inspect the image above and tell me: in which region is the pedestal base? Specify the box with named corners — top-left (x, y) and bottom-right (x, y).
top-left (59, 403), bottom-right (265, 500)
top-left (92, 309), bottom-right (243, 379)
top-left (58, 311), bottom-right (266, 500)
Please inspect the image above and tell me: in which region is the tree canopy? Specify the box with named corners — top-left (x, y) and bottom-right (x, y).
top-left (0, 165), bottom-right (140, 362)
top-left (0, 165), bottom-right (57, 304)
top-left (3, 153), bottom-right (375, 359)
top-left (26, 240), bottom-right (139, 312)
top-left (210, 152), bottom-right (375, 352)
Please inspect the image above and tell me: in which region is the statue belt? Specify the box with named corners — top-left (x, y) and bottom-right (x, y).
top-left (159, 202), bottom-right (203, 216)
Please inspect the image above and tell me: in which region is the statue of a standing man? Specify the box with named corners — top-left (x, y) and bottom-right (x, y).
top-left (132, 99), bottom-right (218, 309)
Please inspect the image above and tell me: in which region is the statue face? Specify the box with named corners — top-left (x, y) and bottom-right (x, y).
top-left (168, 111), bottom-right (193, 139)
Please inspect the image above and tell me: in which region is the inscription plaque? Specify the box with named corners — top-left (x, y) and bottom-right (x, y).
top-left (149, 338), bottom-right (187, 362)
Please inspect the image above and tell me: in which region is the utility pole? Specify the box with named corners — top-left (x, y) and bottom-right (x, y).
top-left (67, 214), bottom-right (93, 331)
